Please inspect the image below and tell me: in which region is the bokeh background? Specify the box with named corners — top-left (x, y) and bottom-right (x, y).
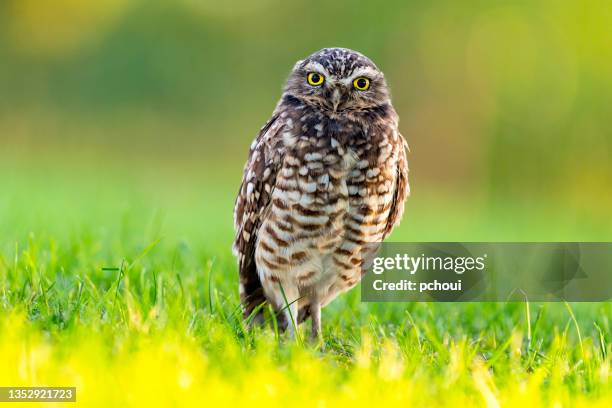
top-left (1, 4), bottom-right (610, 404)
top-left (1, 0), bottom-right (611, 246)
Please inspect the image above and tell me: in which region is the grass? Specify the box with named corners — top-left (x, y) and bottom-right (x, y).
top-left (0, 160), bottom-right (611, 407)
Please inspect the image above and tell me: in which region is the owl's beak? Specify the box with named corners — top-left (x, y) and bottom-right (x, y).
top-left (331, 87), bottom-right (342, 112)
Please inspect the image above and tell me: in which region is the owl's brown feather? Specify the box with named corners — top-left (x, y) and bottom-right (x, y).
top-left (233, 114), bottom-right (282, 319)
top-left (383, 136), bottom-right (409, 239)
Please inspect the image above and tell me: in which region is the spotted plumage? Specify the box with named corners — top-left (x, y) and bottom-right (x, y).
top-left (233, 48), bottom-right (409, 338)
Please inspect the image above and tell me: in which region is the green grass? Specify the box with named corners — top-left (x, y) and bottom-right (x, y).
top-left (0, 161), bottom-right (610, 406)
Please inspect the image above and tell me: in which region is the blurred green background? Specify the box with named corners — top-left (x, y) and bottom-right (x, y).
top-left (1, 0), bottom-right (611, 243)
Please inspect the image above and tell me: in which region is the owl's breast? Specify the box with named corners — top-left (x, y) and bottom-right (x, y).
top-left (255, 114), bottom-right (400, 306)
top-left (271, 141), bottom-right (354, 243)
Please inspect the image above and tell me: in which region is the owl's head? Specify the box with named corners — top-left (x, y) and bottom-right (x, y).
top-left (284, 48), bottom-right (390, 114)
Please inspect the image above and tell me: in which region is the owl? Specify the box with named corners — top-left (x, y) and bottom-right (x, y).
top-left (233, 48), bottom-right (409, 338)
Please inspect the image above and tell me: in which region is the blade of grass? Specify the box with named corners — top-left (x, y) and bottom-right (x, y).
top-left (594, 322), bottom-right (607, 360)
top-left (129, 237), bottom-right (163, 270)
top-left (564, 301), bottom-right (584, 357)
top-left (278, 282), bottom-right (301, 345)
top-left (207, 257), bottom-right (216, 315)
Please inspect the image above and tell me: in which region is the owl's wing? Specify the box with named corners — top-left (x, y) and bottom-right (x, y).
top-left (382, 134), bottom-right (410, 239)
top-left (233, 114), bottom-right (284, 319)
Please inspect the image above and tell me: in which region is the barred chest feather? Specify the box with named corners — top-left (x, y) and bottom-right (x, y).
top-left (254, 108), bottom-right (400, 308)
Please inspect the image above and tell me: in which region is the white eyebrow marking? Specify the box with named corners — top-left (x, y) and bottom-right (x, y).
top-left (302, 62), bottom-right (330, 77)
top-left (339, 66), bottom-right (380, 86)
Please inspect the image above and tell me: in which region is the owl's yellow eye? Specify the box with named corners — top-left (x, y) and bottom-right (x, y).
top-left (307, 72), bottom-right (325, 86)
top-left (353, 77), bottom-right (370, 91)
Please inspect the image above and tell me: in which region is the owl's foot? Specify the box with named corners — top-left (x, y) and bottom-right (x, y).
top-left (310, 300), bottom-right (322, 341)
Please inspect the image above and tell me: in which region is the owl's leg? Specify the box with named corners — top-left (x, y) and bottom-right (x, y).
top-left (310, 299), bottom-right (322, 340)
top-left (257, 266), bottom-right (300, 336)
top-left (266, 280), bottom-right (299, 338)
top-left (284, 296), bottom-right (299, 338)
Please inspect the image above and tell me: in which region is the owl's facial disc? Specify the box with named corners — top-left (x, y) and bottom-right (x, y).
top-left (285, 48), bottom-right (390, 114)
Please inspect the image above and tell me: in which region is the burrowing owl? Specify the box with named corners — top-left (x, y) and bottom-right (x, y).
top-left (233, 48), bottom-right (409, 338)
